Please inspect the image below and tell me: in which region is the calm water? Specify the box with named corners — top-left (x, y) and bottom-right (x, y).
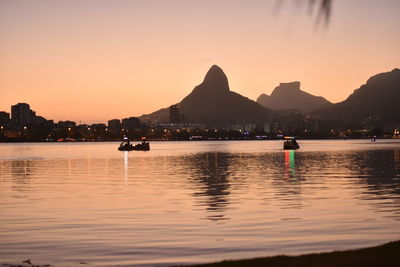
top-left (1, 140), bottom-right (400, 266)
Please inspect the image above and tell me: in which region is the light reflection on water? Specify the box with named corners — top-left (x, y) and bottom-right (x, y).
top-left (0, 140), bottom-right (400, 266)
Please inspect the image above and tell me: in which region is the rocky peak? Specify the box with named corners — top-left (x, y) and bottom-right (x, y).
top-left (201, 65), bottom-right (230, 92)
top-left (271, 81), bottom-right (301, 97)
top-left (257, 81), bottom-right (331, 113)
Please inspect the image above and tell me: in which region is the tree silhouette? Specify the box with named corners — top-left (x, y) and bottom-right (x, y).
top-left (309, 0), bottom-right (332, 25)
top-left (275, 0), bottom-right (332, 26)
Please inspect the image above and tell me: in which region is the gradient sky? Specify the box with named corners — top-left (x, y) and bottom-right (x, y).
top-left (1, 0), bottom-right (399, 124)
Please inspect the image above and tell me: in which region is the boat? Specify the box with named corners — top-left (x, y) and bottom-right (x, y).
top-left (118, 138), bottom-right (150, 151)
top-left (283, 137), bottom-right (300, 150)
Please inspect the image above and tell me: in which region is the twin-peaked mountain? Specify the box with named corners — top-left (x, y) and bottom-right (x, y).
top-left (179, 65), bottom-right (271, 124)
top-left (140, 65), bottom-right (271, 125)
top-left (257, 82), bottom-right (331, 113)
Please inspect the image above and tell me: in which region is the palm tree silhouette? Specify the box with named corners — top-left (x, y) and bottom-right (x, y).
top-left (275, 0), bottom-right (332, 26)
top-left (309, 0), bottom-right (332, 25)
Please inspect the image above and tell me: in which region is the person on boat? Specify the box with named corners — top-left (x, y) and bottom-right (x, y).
top-left (123, 138), bottom-right (130, 148)
top-left (292, 139), bottom-right (298, 146)
top-left (119, 137), bottom-right (131, 150)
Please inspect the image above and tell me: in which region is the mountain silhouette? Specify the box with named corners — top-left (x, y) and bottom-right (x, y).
top-left (140, 65), bottom-right (271, 125)
top-left (314, 68), bottom-right (400, 127)
top-left (257, 81), bottom-right (331, 113)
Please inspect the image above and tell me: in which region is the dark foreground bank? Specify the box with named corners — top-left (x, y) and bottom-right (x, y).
top-left (1, 241), bottom-right (399, 267)
top-left (183, 240), bottom-right (400, 267)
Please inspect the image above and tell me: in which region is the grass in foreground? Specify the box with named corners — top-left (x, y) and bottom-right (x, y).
top-left (184, 240), bottom-right (400, 267)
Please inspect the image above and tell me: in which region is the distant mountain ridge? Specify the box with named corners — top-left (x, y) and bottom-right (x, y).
top-left (140, 66), bottom-right (400, 129)
top-left (257, 81), bottom-right (331, 113)
top-left (313, 68), bottom-right (400, 128)
top-left (140, 65), bottom-right (272, 125)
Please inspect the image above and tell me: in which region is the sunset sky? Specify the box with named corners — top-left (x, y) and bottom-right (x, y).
top-left (1, 0), bottom-right (399, 124)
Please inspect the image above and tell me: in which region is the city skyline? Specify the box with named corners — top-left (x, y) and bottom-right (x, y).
top-left (1, 0), bottom-right (399, 124)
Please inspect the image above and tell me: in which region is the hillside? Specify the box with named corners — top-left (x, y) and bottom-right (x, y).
top-left (314, 68), bottom-right (400, 128)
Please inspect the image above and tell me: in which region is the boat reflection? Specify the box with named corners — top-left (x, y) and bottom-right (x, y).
top-left (284, 150), bottom-right (296, 179)
top-left (124, 151), bottom-right (128, 187)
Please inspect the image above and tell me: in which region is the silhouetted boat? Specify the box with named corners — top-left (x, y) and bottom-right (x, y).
top-left (118, 138), bottom-right (150, 151)
top-left (283, 137), bottom-right (300, 150)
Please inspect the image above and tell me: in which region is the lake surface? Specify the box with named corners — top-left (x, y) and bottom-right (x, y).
top-left (1, 140), bottom-right (400, 266)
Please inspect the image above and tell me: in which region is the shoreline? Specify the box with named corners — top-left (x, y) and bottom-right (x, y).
top-left (1, 240), bottom-right (399, 267)
top-left (183, 240), bottom-right (400, 267)
top-left (1, 137), bottom-right (399, 144)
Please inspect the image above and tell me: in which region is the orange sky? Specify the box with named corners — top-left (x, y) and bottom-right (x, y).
top-left (1, 0), bottom-right (399, 124)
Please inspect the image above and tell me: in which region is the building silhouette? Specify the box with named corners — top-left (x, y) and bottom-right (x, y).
top-left (170, 105), bottom-right (181, 123)
top-left (11, 103), bottom-right (35, 126)
top-left (57, 121), bottom-right (76, 128)
top-left (10, 103), bottom-right (49, 127)
top-left (0, 112), bottom-right (10, 126)
top-left (108, 119), bottom-right (121, 131)
top-left (122, 117), bottom-right (140, 130)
